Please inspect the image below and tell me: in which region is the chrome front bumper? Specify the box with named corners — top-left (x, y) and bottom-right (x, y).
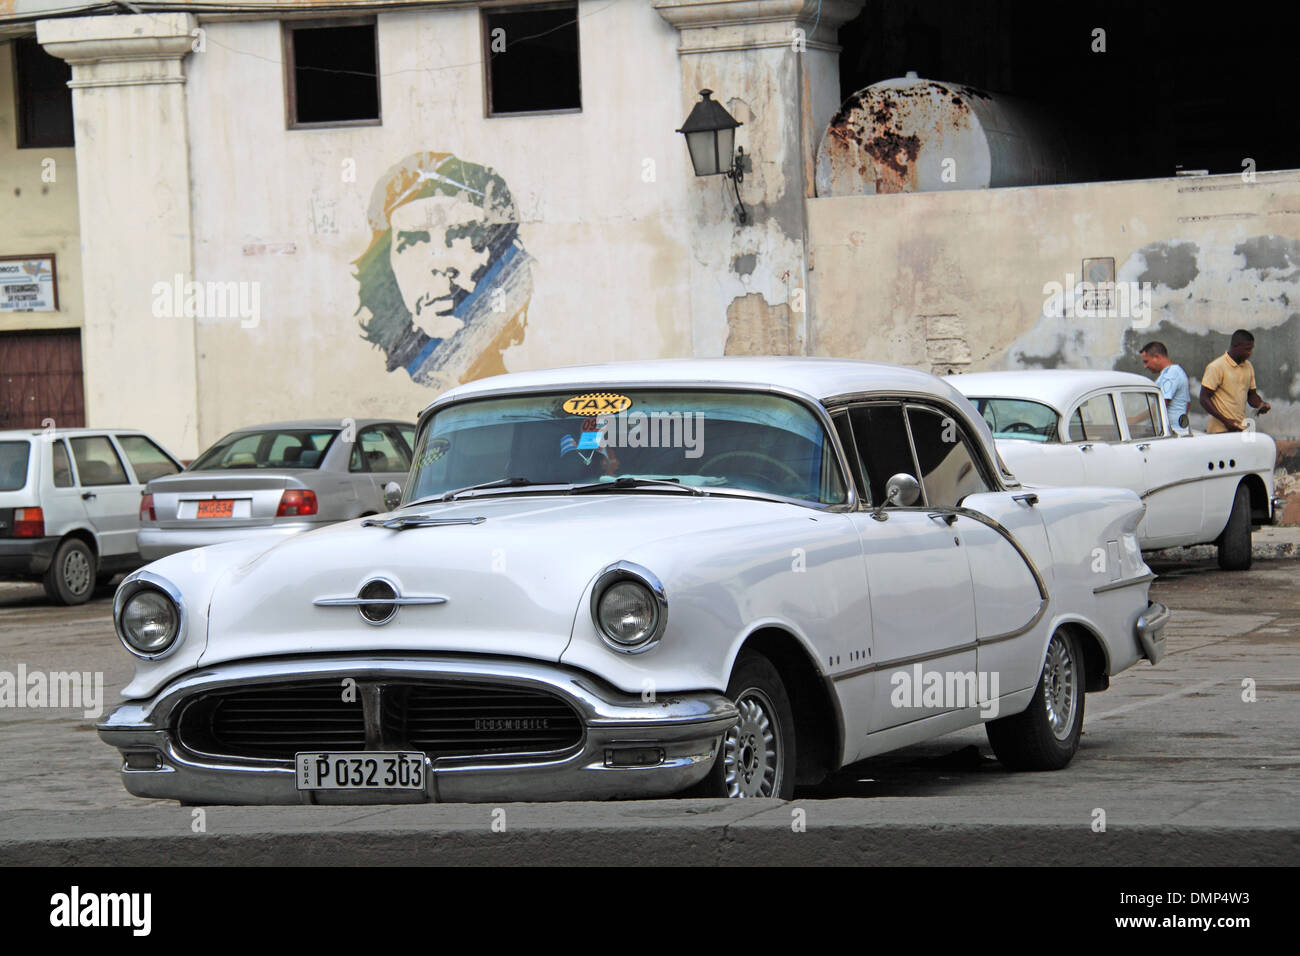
top-left (1136, 601), bottom-right (1171, 665)
top-left (98, 654), bottom-right (738, 804)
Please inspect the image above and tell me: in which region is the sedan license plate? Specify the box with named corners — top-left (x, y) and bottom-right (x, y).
top-left (295, 752), bottom-right (426, 791)
top-left (196, 499), bottom-right (235, 518)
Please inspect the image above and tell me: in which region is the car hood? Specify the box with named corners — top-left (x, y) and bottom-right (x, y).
top-left (197, 492), bottom-right (815, 670)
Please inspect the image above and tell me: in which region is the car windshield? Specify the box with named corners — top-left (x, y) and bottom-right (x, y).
top-left (0, 441), bottom-right (30, 491)
top-left (969, 398), bottom-right (1059, 443)
top-left (406, 389), bottom-right (847, 505)
top-left (189, 429), bottom-right (338, 470)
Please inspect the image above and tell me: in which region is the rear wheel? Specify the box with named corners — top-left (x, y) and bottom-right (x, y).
top-left (695, 651), bottom-right (797, 799)
top-left (1216, 483), bottom-right (1252, 571)
top-left (43, 538), bottom-right (97, 606)
top-left (986, 629), bottom-right (1084, 771)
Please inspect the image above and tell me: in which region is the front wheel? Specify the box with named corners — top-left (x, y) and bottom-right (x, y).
top-left (42, 538), bottom-right (97, 606)
top-left (986, 629), bottom-right (1084, 771)
top-left (696, 651), bottom-right (797, 799)
top-left (1217, 483), bottom-right (1252, 571)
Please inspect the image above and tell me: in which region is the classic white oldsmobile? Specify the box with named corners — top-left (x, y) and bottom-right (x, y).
top-left (100, 358), bottom-right (1169, 804)
top-left (950, 370), bottom-right (1283, 570)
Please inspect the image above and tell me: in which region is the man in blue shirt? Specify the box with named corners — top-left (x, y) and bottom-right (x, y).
top-left (1140, 341), bottom-right (1191, 434)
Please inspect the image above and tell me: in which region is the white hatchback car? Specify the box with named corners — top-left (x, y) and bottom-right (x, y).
top-left (0, 428), bottom-right (183, 604)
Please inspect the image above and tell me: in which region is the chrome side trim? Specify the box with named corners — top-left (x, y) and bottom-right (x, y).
top-left (1140, 471), bottom-right (1254, 499)
top-left (1093, 572), bottom-right (1156, 595)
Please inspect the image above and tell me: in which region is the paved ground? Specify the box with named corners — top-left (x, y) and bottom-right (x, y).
top-left (1, 552), bottom-right (1297, 864)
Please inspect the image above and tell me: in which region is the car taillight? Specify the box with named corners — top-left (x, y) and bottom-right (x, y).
top-left (13, 507), bottom-right (44, 537)
top-left (139, 494), bottom-right (156, 522)
top-left (276, 490), bottom-right (318, 517)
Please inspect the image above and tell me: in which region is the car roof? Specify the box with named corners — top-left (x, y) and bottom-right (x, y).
top-left (947, 369), bottom-right (1158, 412)
top-left (426, 357), bottom-right (973, 413)
top-left (0, 427), bottom-right (152, 440)
top-left (224, 419), bottom-right (413, 432)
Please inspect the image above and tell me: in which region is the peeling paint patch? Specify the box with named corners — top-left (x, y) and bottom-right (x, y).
top-left (1235, 235), bottom-right (1300, 281)
top-left (724, 293), bottom-right (801, 356)
top-left (1135, 240), bottom-right (1199, 290)
top-left (731, 253), bottom-right (757, 277)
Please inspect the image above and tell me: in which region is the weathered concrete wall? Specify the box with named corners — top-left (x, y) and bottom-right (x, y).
top-left (0, 38), bottom-right (82, 339)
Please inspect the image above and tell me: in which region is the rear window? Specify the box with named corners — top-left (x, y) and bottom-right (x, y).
top-left (189, 429), bottom-right (338, 470)
top-left (0, 441), bottom-right (31, 491)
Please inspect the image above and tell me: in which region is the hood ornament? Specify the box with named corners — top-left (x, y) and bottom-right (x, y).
top-left (313, 577), bottom-right (447, 626)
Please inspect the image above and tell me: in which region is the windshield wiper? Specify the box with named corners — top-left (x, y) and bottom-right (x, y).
top-left (363, 514), bottom-right (487, 530)
top-left (400, 477), bottom-right (539, 508)
top-left (568, 476), bottom-right (705, 496)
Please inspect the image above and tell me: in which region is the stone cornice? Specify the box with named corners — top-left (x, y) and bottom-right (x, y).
top-left (38, 13), bottom-right (197, 88)
top-left (654, 0), bottom-right (864, 53)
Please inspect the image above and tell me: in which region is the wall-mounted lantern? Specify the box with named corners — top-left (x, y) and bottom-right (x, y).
top-left (676, 89), bottom-right (748, 225)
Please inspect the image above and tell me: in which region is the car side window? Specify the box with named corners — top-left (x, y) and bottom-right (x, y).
top-left (830, 411), bottom-right (866, 502)
top-left (51, 440), bottom-right (74, 488)
top-left (69, 435), bottom-right (129, 486)
top-left (1120, 391), bottom-right (1158, 440)
top-left (1145, 393), bottom-right (1166, 435)
top-left (382, 426), bottom-right (414, 470)
top-left (905, 406), bottom-right (991, 508)
top-left (357, 427), bottom-right (405, 474)
top-left (848, 403), bottom-right (917, 506)
top-left (116, 435), bottom-right (180, 483)
top-left (1069, 395), bottom-right (1121, 443)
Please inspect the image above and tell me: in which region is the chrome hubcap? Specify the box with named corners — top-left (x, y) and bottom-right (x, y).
top-left (1043, 634), bottom-right (1076, 740)
top-left (63, 549), bottom-right (91, 595)
top-left (722, 689), bottom-right (781, 797)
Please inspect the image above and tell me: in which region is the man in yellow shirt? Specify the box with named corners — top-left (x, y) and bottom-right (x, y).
top-left (1199, 329), bottom-right (1271, 433)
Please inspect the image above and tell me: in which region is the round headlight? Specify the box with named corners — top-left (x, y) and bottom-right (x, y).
top-left (120, 588), bottom-right (180, 656)
top-left (597, 580), bottom-right (658, 647)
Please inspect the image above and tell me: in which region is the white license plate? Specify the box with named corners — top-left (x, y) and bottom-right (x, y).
top-left (295, 752), bottom-right (426, 791)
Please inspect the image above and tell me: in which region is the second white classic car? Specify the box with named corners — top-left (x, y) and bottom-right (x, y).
top-left (950, 370), bottom-right (1284, 570)
top-left (99, 358), bottom-right (1167, 804)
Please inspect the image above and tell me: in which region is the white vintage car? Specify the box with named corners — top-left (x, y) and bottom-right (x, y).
top-left (99, 358), bottom-right (1168, 804)
top-left (949, 370), bottom-right (1283, 570)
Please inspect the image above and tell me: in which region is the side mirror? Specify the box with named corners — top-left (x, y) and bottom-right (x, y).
top-left (872, 473), bottom-right (921, 519)
top-left (383, 481), bottom-right (403, 511)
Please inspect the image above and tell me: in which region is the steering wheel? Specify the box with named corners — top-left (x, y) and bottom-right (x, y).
top-left (1004, 422), bottom-right (1039, 435)
top-left (699, 450), bottom-right (804, 493)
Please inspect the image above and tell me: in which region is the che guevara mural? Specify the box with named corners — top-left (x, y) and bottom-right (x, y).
top-left (353, 151), bottom-right (533, 385)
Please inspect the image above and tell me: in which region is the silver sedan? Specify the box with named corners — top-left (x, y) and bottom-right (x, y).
top-left (138, 419), bottom-right (415, 560)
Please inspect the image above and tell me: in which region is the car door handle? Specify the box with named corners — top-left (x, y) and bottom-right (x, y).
top-left (928, 512), bottom-right (957, 525)
top-left (1136, 443), bottom-right (1150, 452)
top-left (81, 492), bottom-right (96, 500)
top-left (1012, 493), bottom-right (1039, 506)
top-left (1078, 443), bottom-right (1094, 452)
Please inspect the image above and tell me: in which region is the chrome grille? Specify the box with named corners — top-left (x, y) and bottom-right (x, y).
top-left (176, 679), bottom-right (582, 761)
top-left (178, 681), bottom-right (367, 759)
top-left (383, 684), bottom-right (582, 756)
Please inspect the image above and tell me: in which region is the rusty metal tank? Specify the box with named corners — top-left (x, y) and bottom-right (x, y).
top-left (815, 74), bottom-right (1079, 196)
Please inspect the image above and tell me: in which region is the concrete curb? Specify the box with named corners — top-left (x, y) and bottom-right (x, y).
top-left (2, 802), bottom-right (1296, 866)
